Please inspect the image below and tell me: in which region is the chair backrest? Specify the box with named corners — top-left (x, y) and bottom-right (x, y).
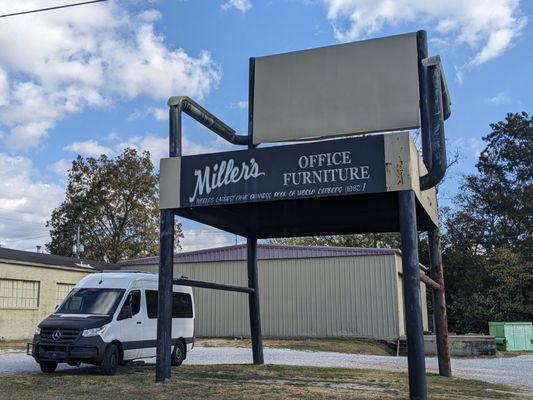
top-left (250, 32), bottom-right (421, 145)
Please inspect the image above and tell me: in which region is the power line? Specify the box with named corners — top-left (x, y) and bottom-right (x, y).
top-left (0, 0), bottom-right (108, 19)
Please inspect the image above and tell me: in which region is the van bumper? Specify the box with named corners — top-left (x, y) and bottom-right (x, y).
top-left (29, 335), bottom-right (107, 364)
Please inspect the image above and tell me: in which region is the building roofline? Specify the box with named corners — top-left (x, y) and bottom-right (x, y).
top-left (119, 243), bottom-right (400, 267)
top-left (0, 247), bottom-right (119, 271)
top-left (0, 258), bottom-right (96, 273)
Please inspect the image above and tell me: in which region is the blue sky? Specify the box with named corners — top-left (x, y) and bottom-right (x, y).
top-left (0, 0), bottom-right (531, 252)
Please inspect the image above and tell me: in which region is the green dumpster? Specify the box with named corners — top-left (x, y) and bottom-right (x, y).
top-left (489, 322), bottom-right (533, 351)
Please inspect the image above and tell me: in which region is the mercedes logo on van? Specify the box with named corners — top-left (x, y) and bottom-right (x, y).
top-left (52, 330), bottom-right (62, 340)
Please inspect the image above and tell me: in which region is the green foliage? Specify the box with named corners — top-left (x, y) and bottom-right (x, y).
top-left (443, 112), bottom-right (533, 333)
top-left (483, 248), bottom-right (533, 321)
top-left (46, 148), bottom-right (182, 263)
top-left (444, 247), bottom-right (533, 333)
top-left (273, 233), bottom-right (401, 249)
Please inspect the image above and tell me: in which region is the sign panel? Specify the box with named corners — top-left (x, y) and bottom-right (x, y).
top-left (252, 32), bottom-right (420, 144)
top-left (177, 136), bottom-right (385, 208)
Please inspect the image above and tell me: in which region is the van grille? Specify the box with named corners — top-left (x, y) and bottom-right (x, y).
top-left (40, 328), bottom-right (80, 344)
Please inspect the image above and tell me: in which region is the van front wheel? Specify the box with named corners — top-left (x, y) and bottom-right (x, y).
top-left (171, 341), bottom-right (185, 366)
top-left (39, 361), bottom-right (57, 373)
top-left (101, 344), bottom-right (118, 375)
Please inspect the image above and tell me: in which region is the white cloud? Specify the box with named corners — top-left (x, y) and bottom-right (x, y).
top-left (0, 153), bottom-right (64, 250)
top-left (128, 107), bottom-right (167, 121)
top-left (179, 227), bottom-right (231, 252)
top-left (230, 100), bottom-right (248, 109)
top-left (485, 92), bottom-right (511, 105)
top-left (104, 131), bottom-right (121, 141)
top-left (64, 139), bottom-right (114, 157)
top-left (128, 109), bottom-right (143, 121)
top-left (150, 107), bottom-right (167, 121)
top-left (50, 158), bottom-right (71, 177)
top-left (0, 1), bottom-right (221, 150)
top-left (118, 134), bottom-right (168, 165)
top-left (117, 133), bottom-right (228, 165)
top-left (221, 0), bottom-right (252, 13)
top-left (453, 136), bottom-right (483, 157)
top-left (0, 67), bottom-right (8, 107)
top-left (321, 0), bottom-right (526, 67)
top-left (62, 131), bottom-right (230, 167)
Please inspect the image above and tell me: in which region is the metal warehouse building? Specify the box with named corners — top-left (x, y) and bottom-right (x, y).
top-left (119, 244), bottom-right (428, 340)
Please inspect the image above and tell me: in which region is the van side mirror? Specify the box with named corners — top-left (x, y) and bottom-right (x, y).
top-left (118, 303), bottom-right (132, 320)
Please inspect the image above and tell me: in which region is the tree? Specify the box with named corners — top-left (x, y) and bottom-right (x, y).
top-left (47, 148), bottom-right (182, 263)
top-left (482, 247), bottom-right (533, 322)
top-left (442, 112), bottom-right (533, 333)
top-left (273, 233), bottom-right (401, 249)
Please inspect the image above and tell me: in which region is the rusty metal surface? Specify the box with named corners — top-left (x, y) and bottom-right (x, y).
top-left (419, 271), bottom-right (441, 291)
top-left (429, 228), bottom-right (452, 377)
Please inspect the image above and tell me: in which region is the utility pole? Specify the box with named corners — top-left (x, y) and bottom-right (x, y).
top-left (72, 226), bottom-right (84, 258)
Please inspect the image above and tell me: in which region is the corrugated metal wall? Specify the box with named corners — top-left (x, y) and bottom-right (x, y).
top-left (394, 254), bottom-right (430, 336)
top-left (128, 254), bottom-right (407, 340)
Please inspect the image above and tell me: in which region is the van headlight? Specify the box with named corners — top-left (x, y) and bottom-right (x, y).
top-left (35, 327), bottom-right (41, 335)
top-left (82, 326), bottom-right (107, 337)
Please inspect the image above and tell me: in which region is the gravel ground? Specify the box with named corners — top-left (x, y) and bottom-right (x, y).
top-left (1, 346), bottom-right (531, 390)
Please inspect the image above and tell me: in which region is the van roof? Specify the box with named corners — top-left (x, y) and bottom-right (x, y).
top-left (76, 271), bottom-right (192, 293)
top-left (76, 272), bottom-right (193, 293)
top-left (76, 272), bottom-right (155, 289)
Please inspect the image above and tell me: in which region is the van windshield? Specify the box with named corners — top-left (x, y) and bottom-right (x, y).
top-left (56, 288), bottom-right (125, 316)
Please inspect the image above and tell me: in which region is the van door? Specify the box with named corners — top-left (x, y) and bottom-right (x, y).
top-left (117, 290), bottom-right (142, 360)
top-left (140, 289), bottom-right (158, 358)
top-left (171, 291), bottom-right (194, 347)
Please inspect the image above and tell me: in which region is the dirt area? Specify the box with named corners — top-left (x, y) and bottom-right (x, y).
top-left (196, 338), bottom-right (394, 356)
top-left (0, 340), bottom-right (27, 352)
top-left (0, 338), bottom-right (392, 356)
top-left (496, 350), bottom-right (533, 358)
top-left (0, 364), bottom-right (530, 400)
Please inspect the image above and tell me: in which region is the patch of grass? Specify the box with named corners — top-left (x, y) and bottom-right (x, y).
top-left (496, 350), bottom-right (533, 358)
top-left (0, 364), bottom-right (529, 400)
top-left (196, 337), bottom-right (394, 356)
top-left (0, 340), bottom-right (27, 352)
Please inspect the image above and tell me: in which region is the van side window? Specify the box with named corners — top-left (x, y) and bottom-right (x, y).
top-left (145, 290), bottom-right (192, 319)
top-left (172, 292), bottom-right (193, 318)
top-left (121, 290), bottom-right (140, 316)
top-left (145, 290), bottom-right (158, 319)
top-left (130, 290), bottom-right (140, 315)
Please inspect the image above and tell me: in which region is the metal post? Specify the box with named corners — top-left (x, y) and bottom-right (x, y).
top-left (156, 209), bottom-right (174, 383)
top-left (416, 30), bottom-right (431, 168)
top-left (420, 59), bottom-right (447, 190)
top-left (428, 228), bottom-right (452, 377)
top-left (247, 237), bottom-right (264, 364)
top-left (399, 190), bottom-right (427, 400)
top-left (156, 104), bottom-right (180, 383)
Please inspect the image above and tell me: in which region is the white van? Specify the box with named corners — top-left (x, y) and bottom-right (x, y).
top-left (29, 272), bottom-right (194, 375)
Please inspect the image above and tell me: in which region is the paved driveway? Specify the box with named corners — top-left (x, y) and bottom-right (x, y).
top-left (2, 347), bottom-right (532, 389)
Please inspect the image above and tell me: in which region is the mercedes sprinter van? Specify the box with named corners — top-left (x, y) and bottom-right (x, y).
top-left (29, 272), bottom-right (194, 375)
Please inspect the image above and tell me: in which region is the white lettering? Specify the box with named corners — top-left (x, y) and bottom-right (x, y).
top-left (189, 158), bottom-right (265, 203)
